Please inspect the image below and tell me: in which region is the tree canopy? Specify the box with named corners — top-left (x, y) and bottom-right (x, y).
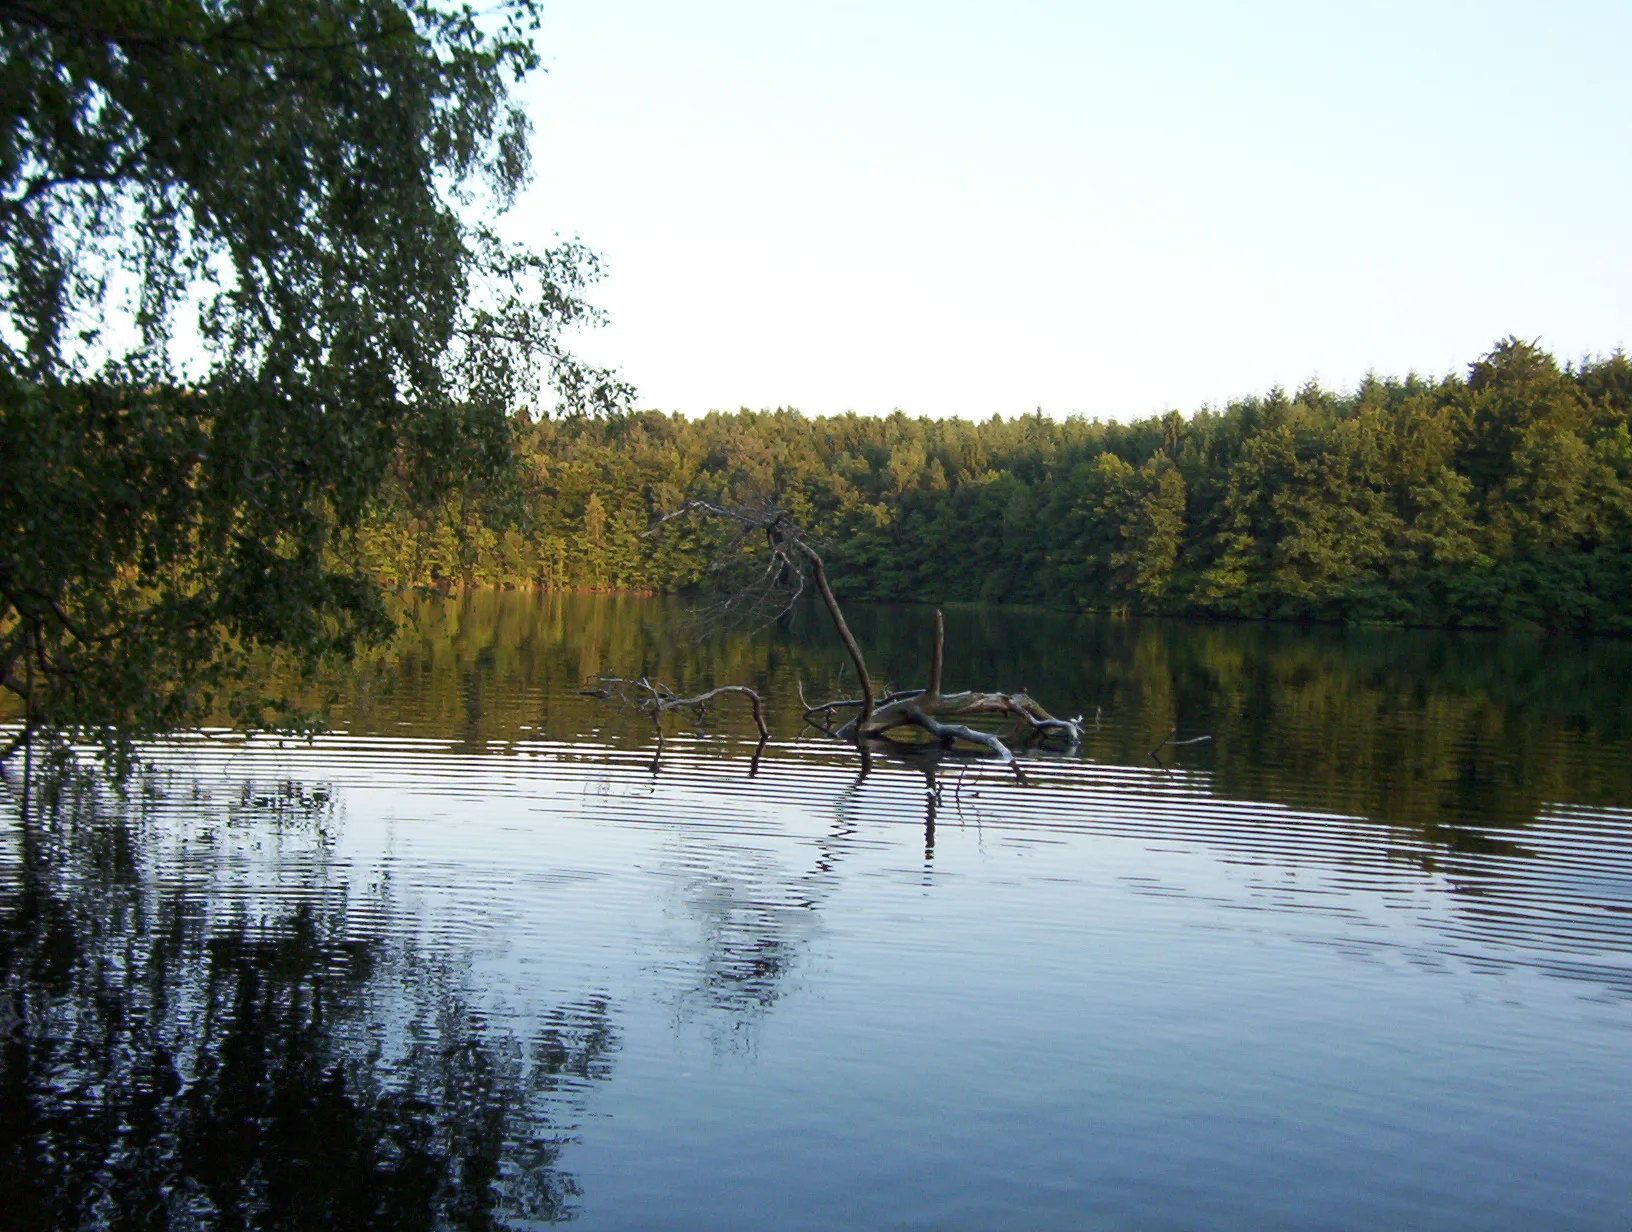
top-left (1, 0), bottom-right (626, 764)
top-left (352, 340), bottom-right (1632, 635)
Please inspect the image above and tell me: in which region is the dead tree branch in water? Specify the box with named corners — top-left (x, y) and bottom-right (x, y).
top-left (1148, 725), bottom-right (1213, 771)
top-left (580, 676), bottom-right (770, 775)
top-left (580, 676), bottom-right (770, 746)
top-left (811, 609), bottom-right (1086, 772)
top-left (647, 500), bottom-right (875, 727)
top-left (648, 504), bottom-right (1086, 771)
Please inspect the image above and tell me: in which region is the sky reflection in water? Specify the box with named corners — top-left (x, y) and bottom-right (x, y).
top-left (2, 593), bottom-right (1630, 1230)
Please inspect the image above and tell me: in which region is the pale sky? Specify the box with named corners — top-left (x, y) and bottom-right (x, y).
top-left (512, 0), bottom-right (1632, 420)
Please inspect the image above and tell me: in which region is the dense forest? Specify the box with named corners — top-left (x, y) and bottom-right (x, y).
top-left (352, 339), bottom-right (1632, 632)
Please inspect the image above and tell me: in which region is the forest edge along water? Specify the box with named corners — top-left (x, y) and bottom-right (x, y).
top-left (344, 341), bottom-right (1632, 635)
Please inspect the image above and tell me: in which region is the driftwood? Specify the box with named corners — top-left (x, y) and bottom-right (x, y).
top-left (648, 503), bottom-right (1086, 770)
top-left (1148, 725), bottom-right (1213, 772)
top-left (580, 676), bottom-right (769, 741)
top-left (806, 610), bottom-right (1085, 768)
top-left (648, 499), bottom-right (878, 726)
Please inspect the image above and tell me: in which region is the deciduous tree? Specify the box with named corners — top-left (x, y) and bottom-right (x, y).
top-left (1, 0), bottom-right (626, 764)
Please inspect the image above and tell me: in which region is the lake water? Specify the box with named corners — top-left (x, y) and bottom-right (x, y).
top-left (3, 593), bottom-right (1631, 1230)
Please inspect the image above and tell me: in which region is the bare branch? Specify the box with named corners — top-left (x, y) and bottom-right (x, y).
top-left (645, 501), bottom-right (874, 720)
top-left (1148, 725), bottom-right (1213, 767)
top-left (582, 677), bottom-right (769, 742)
top-left (645, 501), bottom-right (1090, 771)
top-left (927, 608), bottom-right (944, 699)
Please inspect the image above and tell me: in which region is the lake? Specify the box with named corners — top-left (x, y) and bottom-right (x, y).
top-left (3, 592), bottom-right (1631, 1230)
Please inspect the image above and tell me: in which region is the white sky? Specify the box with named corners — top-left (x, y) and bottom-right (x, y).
top-left (511, 0), bottom-right (1632, 420)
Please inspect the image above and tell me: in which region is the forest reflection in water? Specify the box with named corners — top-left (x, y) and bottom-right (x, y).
top-left (340, 590), bottom-right (1632, 844)
top-left (2, 592), bottom-right (1631, 1230)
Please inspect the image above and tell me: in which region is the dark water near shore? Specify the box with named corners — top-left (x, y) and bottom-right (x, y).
top-left (3, 593), bottom-right (1631, 1230)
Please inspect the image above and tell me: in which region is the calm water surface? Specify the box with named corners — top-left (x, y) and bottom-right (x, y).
top-left (3, 594), bottom-right (1631, 1230)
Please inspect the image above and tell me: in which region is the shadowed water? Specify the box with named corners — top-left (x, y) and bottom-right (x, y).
top-left (3, 592), bottom-right (1631, 1230)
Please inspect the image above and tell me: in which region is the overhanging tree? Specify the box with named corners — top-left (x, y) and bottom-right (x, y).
top-left (0, 0), bottom-right (628, 766)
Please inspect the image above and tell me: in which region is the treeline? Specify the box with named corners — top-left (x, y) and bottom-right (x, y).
top-left (351, 339), bottom-right (1632, 632)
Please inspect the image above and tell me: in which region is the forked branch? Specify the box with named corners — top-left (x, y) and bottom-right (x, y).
top-left (581, 676), bottom-right (770, 742)
top-left (646, 500), bottom-right (873, 724)
top-left (649, 503), bottom-right (1090, 772)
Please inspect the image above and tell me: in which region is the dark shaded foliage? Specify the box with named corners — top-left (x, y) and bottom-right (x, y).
top-left (1, 0), bottom-right (626, 763)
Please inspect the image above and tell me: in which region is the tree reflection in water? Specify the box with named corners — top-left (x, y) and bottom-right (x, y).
top-left (659, 739), bottom-right (1018, 1052)
top-left (0, 772), bottom-right (616, 1230)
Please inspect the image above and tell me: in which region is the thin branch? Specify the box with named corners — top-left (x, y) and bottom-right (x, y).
top-left (582, 677), bottom-right (769, 742)
top-left (805, 545), bottom-right (872, 725)
top-left (1148, 725), bottom-right (1213, 756)
top-left (927, 608), bottom-right (944, 699)
top-left (647, 500), bottom-right (874, 722)
top-left (1148, 725), bottom-right (1213, 767)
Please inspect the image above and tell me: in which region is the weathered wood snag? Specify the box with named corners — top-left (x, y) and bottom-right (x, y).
top-left (580, 676), bottom-right (770, 744)
top-left (812, 609), bottom-right (1085, 765)
top-left (648, 502), bottom-right (1085, 767)
top-left (579, 674), bottom-right (771, 773)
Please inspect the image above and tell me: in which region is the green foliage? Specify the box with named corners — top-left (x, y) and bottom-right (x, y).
top-left (356, 341), bottom-right (1632, 636)
top-left (1, 0), bottom-right (626, 759)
